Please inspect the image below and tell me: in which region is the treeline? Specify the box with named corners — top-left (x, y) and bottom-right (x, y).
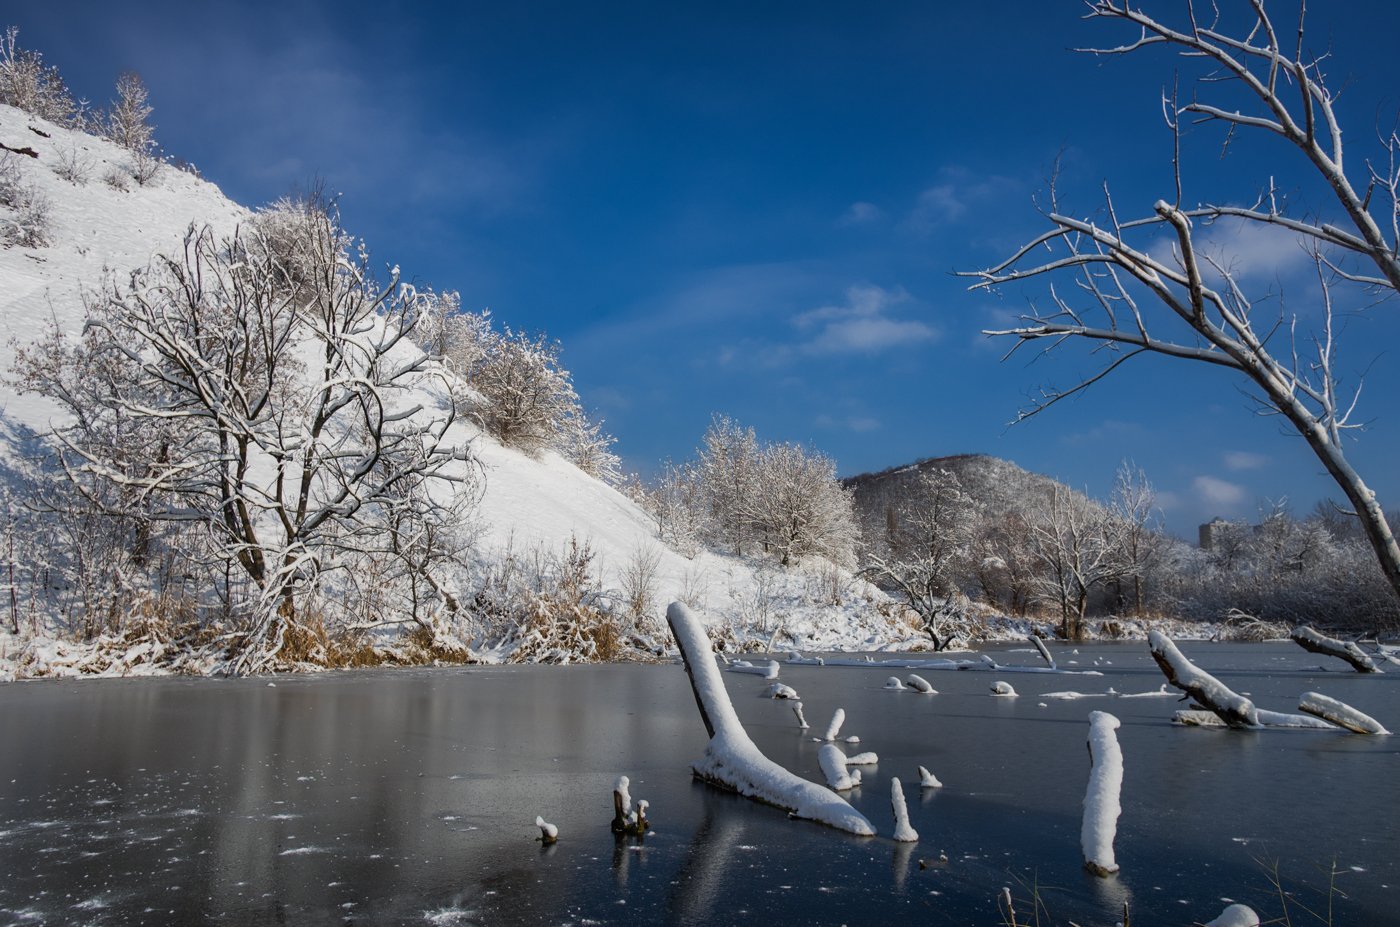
top-left (848, 458), bottom-right (1400, 644)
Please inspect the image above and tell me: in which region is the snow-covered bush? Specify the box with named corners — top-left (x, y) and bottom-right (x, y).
top-left (53, 142), bottom-right (92, 184)
top-left (0, 152), bottom-right (51, 247)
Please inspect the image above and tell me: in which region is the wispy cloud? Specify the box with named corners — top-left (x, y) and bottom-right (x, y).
top-left (1192, 475), bottom-right (1247, 508)
top-left (906, 167), bottom-right (1018, 234)
top-left (1223, 450), bottom-right (1269, 471)
top-left (837, 201), bottom-right (885, 227)
top-left (815, 413), bottom-right (882, 433)
top-left (792, 284), bottom-right (938, 356)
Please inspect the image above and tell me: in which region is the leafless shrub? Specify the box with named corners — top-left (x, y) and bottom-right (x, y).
top-left (618, 542), bottom-right (661, 625)
top-left (102, 167), bottom-right (129, 191)
top-left (53, 143), bottom-right (91, 184)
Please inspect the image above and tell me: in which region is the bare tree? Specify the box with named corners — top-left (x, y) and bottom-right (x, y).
top-left (964, 1), bottom-right (1400, 609)
top-left (746, 441), bottom-right (858, 567)
top-left (862, 468), bottom-right (982, 649)
top-left (1109, 460), bottom-right (1164, 615)
top-left (15, 199), bottom-right (473, 672)
top-left (1028, 486), bottom-right (1121, 640)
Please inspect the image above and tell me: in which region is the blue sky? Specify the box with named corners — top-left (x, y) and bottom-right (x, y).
top-left (9, 1), bottom-right (1400, 535)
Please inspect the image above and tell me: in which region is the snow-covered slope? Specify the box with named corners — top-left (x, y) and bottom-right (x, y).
top-left (0, 104), bottom-right (910, 664)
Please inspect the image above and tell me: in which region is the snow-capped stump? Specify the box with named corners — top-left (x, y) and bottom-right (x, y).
top-left (534, 815), bottom-right (558, 845)
top-left (890, 778), bottom-right (918, 843)
top-left (844, 735), bottom-right (861, 744)
top-left (1299, 692), bottom-right (1390, 735)
top-left (1081, 711), bottom-right (1123, 877)
top-left (636, 799), bottom-right (650, 832)
top-left (729, 659), bottom-right (780, 679)
top-left (917, 765), bottom-right (943, 789)
top-left (818, 744), bottom-right (859, 791)
top-left (822, 708), bottom-right (846, 742)
top-left (611, 775), bottom-right (634, 834)
top-left (1290, 626), bottom-right (1381, 673)
top-left (1148, 631), bottom-right (1258, 728)
top-left (905, 674), bottom-right (937, 694)
top-left (791, 701), bottom-right (810, 729)
top-left (989, 681), bottom-right (1017, 697)
top-left (766, 682), bottom-right (798, 699)
top-left (666, 602), bottom-right (875, 835)
top-left (844, 752), bottom-right (879, 765)
top-left (884, 676), bottom-right (906, 690)
top-left (1204, 903), bottom-right (1260, 927)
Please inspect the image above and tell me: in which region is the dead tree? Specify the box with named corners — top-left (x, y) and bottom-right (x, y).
top-left (1148, 631), bottom-right (1258, 728)
top-left (964, 1), bottom-right (1400, 612)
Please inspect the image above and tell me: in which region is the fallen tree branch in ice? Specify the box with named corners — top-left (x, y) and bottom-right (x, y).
top-left (818, 744), bottom-right (859, 791)
top-left (728, 659), bottom-right (780, 679)
top-left (1148, 631), bottom-right (1258, 728)
top-left (905, 674), bottom-right (936, 694)
top-left (821, 708), bottom-right (846, 742)
top-left (1172, 709), bottom-right (1334, 729)
top-left (1299, 692), bottom-right (1390, 735)
top-left (1290, 626), bottom-right (1381, 673)
top-left (1081, 711), bottom-right (1122, 877)
top-left (666, 602), bottom-right (875, 835)
top-left (1030, 635), bottom-right (1056, 669)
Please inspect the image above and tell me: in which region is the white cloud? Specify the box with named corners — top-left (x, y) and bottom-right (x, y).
top-left (793, 284), bottom-right (938, 356)
top-left (1223, 450), bottom-right (1269, 471)
top-left (1192, 475), bottom-right (1247, 508)
top-left (905, 167), bottom-right (1019, 234)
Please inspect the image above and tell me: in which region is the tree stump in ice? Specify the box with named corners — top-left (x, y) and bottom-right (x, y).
top-left (1081, 711), bottom-right (1123, 877)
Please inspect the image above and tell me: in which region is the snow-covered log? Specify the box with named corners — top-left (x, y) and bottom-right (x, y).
top-left (990, 681), bottom-right (1017, 697)
top-left (1299, 692), bottom-right (1390, 735)
top-left (766, 682), bottom-right (798, 699)
top-left (1148, 631), bottom-right (1258, 728)
top-left (844, 751), bottom-right (879, 765)
top-left (666, 602), bottom-right (875, 835)
top-left (1031, 635), bottom-right (1056, 669)
top-left (1204, 903), bottom-right (1260, 927)
top-left (1291, 626), bottom-right (1381, 673)
top-left (918, 765), bottom-right (943, 788)
top-left (1174, 709), bottom-right (1335, 730)
top-left (1081, 710), bottom-right (1123, 877)
top-left (905, 674), bottom-right (937, 694)
top-left (729, 659), bottom-right (780, 678)
top-left (890, 778), bottom-right (918, 842)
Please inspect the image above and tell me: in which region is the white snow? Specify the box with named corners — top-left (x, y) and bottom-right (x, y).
top-left (890, 778), bottom-right (918, 843)
top-left (905, 674), bottom-right (937, 694)
top-left (917, 765), bottom-right (943, 788)
top-left (844, 752), bottom-right (879, 765)
top-left (534, 815), bottom-right (558, 840)
top-left (728, 660), bottom-right (779, 678)
top-left (1204, 903), bottom-right (1260, 927)
top-left (667, 602), bottom-right (875, 835)
top-left (615, 776), bottom-right (632, 817)
top-left (791, 702), bottom-right (809, 729)
top-left (884, 676), bottom-right (906, 690)
top-left (766, 682), bottom-right (798, 699)
top-left (989, 681), bottom-right (1017, 697)
top-left (1081, 711), bottom-right (1123, 876)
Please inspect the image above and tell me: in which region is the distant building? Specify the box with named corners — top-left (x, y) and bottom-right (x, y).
top-left (1198, 517), bottom-right (1233, 550)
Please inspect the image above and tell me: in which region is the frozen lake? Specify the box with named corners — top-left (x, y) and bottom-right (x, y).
top-left (1, 641), bottom-right (1397, 925)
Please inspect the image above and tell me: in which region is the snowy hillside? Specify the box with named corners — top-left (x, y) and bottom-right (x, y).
top-left (0, 104), bottom-right (912, 677)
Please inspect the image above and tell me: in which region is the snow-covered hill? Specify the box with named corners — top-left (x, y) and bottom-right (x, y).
top-left (0, 103), bottom-right (912, 676)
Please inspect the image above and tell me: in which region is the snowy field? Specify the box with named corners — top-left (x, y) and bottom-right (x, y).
top-left (1, 640), bottom-right (1395, 926)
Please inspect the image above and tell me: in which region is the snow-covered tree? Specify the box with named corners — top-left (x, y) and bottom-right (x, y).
top-left (15, 199), bottom-right (474, 671)
top-left (0, 27), bottom-right (76, 124)
top-left (106, 72), bottom-right (154, 153)
top-left (697, 415), bottom-right (760, 556)
top-left (1108, 461), bottom-right (1164, 616)
top-left (748, 441), bottom-right (857, 567)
